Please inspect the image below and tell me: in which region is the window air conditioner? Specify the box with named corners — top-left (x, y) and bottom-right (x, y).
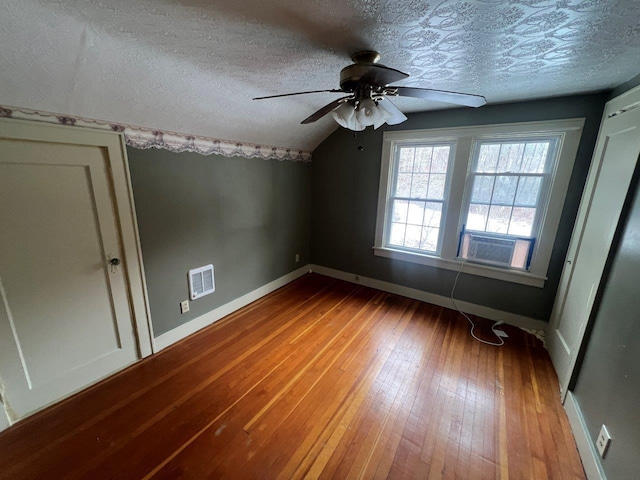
top-left (467, 234), bottom-right (516, 267)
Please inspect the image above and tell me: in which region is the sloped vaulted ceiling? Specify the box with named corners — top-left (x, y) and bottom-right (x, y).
top-left (1, 0), bottom-right (639, 153)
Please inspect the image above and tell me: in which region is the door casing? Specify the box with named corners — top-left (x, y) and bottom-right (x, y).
top-left (547, 86), bottom-right (640, 399)
top-left (0, 118), bottom-right (154, 427)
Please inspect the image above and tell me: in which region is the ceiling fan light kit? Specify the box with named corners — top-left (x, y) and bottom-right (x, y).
top-left (254, 51), bottom-right (487, 132)
top-left (332, 102), bottom-right (361, 131)
top-left (332, 98), bottom-right (392, 131)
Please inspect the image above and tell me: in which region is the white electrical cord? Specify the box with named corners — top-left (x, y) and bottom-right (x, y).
top-left (450, 259), bottom-right (505, 347)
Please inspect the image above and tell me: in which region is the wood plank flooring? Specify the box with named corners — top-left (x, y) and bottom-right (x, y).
top-left (0, 273), bottom-right (585, 479)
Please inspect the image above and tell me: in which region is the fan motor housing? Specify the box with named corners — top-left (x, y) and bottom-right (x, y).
top-left (339, 51), bottom-right (408, 92)
top-left (340, 64), bottom-right (377, 91)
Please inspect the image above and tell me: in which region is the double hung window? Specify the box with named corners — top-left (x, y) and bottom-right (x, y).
top-left (387, 143), bottom-right (453, 254)
top-left (465, 139), bottom-right (555, 237)
top-left (374, 120), bottom-right (584, 287)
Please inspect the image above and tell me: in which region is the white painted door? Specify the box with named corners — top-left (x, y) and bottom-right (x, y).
top-left (548, 88), bottom-right (640, 397)
top-left (0, 121), bottom-right (148, 422)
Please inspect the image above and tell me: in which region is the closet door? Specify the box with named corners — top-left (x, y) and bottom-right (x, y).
top-left (0, 119), bottom-right (152, 424)
top-left (548, 87), bottom-right (640, 397)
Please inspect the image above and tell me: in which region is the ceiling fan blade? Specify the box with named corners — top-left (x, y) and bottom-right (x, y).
top-left (358, 64), bottom-right (409, 87)
top-left (301, 96), bottom-right (351, 124)
top-left (253, 89), bottom-right (343, 100)
top-left (377, 98), bottom-right (408, 125)
top-left (393, 86), bottom-right (487, 107)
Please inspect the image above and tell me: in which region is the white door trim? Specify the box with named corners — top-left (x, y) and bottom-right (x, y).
top-left (114, 133), bottom-right (155, 356)
top-left (0, 402), bottom-right (9, 431)
top-left (0, 118), bottom-right (154, 358)
top-left (547, 84), bottom-right (640, 398)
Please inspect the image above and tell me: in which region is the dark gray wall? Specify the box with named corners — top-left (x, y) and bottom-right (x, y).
top-left (572, 169), bottom-right (640, 479)
top-left (310, 94), bottom-right (607, 321)
top-left (128, 147), bottom-right (310, 337)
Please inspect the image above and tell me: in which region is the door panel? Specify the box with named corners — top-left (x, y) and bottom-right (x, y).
top-left (548, 100), bottom-right (640, 396)
top-left (0, 139), bottom-right (138, 420)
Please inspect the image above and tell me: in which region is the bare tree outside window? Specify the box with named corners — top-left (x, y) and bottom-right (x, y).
top-left (388, 144), bottom-right (453, 254)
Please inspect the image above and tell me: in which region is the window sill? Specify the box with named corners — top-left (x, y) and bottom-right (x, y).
top-left (373, 246), bottom-right (547, 288)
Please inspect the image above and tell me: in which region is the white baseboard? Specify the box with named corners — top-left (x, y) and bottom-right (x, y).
top-left (309, 264), bottom-right (548, 334)
top-left (564, 392), bottom-right (605, 480)
top-left (154, 263), bottom-right (547, 352)
top-left (153, 265), bottom-right (310, 352)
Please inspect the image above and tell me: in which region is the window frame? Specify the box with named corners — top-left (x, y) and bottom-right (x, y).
top-left (384, 141), bottom-right (456, 256)
top-left (461, 135), bottom-right (559, 240)
top-left (374, 119), bottom-right (585, 288)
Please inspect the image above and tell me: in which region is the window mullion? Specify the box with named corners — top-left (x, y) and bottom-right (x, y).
top-left (440, 137), bottom-right (472, 260)
top-left (384, 149), bottom-right (399, 246)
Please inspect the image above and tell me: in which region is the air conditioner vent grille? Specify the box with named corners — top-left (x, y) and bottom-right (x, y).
top-left (468, 235), bottom-right (515, 267)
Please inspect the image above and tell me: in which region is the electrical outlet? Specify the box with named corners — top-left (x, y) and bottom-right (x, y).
top-left (180, 300), bottom-right (190, 314)
top-left (596, 424), bottom-right (611, 458)
top-left (295, 253), bottom-right (300, 263)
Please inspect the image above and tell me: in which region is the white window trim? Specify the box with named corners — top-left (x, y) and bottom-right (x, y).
top-left (374, 119), bottom-right (585, 288)
top-left (384, 140), bottom-right (457, 256)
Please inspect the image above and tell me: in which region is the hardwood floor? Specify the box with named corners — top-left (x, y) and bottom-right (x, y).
top-left (0, 274), bottom-right (585, 479)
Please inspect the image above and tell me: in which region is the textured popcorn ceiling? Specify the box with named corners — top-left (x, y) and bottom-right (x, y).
top-left (1, 0), bottom-right (639, 152)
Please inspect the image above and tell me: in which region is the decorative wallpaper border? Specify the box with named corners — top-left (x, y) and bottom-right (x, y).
top-left (0, 105), bottom-right (312, 162)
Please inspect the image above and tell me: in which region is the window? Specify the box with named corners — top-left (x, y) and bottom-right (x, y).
top-left (458, 138), bottom-right (559, 270)
top-left (387, 143), bottom-right (454, 254)
top-left (465, 139), bottom-right (554, 236)
top-left (374, 120), bottom-right (585, 287)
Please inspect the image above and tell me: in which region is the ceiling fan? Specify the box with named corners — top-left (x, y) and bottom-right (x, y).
top-left (253, 51), bottom-right (487, 131)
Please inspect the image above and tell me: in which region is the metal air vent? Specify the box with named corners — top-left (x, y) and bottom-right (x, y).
top-left (189, 264), bottom-right (215, 300)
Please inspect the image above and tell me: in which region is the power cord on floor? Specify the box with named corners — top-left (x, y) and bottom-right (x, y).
top-left (451, 259), bottom-right (505, 347)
